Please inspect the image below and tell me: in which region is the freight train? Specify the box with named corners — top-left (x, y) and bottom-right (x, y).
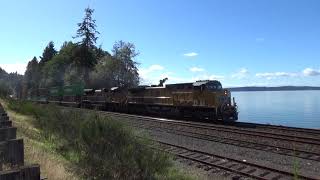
top-left (28, 80), bottom-right (238, 121)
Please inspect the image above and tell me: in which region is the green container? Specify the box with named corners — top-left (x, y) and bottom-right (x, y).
top-left (63, 84), bottom-right (84, 96)
top-left (49, 87), bottom-right (63, 97)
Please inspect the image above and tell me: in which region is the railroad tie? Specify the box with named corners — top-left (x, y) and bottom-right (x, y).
top-left (193, 154), bottom-right (205, 159)
top-left (199, 156), bottom-right (211, 161)
top-left (210, 159), bottom-right (221, 164)
top-left (246, 168), bottom-right (257, 174)
top-left (217, 161), bottom-right (229, 166)
top-left (231, 176), bottom-right (242, 180)
top-left (226, 163), bottom-right (238, 169)
top-left (236, 166), bottom-right (247, 171)
top-left (271, 174), bottom-right (283, 180)
top-left (259, 171), bottom-right (271, 177)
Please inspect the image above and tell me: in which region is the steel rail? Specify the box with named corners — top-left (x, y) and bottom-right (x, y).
top-left (153, 140), bottom-right (319, 180)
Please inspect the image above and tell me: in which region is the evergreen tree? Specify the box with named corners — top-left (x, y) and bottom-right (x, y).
top-left (39, 41), bottom-right (57, 67)
top-left (39, 41), bottom-right (57, 87)
top-left (74, 7), bottom-right (99, 49)
top-left (73, 7), bottom-right (99, 85)
top-left (23, 57), bottom-right (40, 97)
top-left (42, 42), bottom-right (77, 87)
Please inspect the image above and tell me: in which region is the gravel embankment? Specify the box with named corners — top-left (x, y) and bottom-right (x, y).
top-left (123, 117), bottom-right (320, 155)
top-left (146, 128), bottom-right (320, 177)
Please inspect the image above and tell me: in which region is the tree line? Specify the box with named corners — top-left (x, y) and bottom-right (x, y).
top-left (0, 68), bottom-right (23, 97)
top-left (1, 7), bottom-right (140, 98)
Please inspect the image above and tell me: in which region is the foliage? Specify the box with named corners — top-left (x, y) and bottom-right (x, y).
top-left (23, 57), bottom-right (41, 97)
top-left (6, 99), bottom-right (39, 116)
top-left (0, 80), bottom-right (12, 97)
top-left (111, 40), bottom-right (140, 88)
top-left (89, 54), bottom-right (114, 89)
top-left (74, 7), bottom-right (99, 49)
top-left (41, 53), bottom-right (69, 87)
top-left (78, 116), bottom-right (172, 179)
top-left (41, 41), bottom-right (78, 87)
top-left (5, 100), bottom-right (194, 179)
top-left (0, 68), bottom-right (23, 98)
top-left (73, 7), bottom-right (100, 85)
top-left (39, 41), bottom-right (57, 68)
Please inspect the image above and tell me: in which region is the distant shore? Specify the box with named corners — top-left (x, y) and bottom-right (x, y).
top-left (228, 86), bottom-right (320, 92)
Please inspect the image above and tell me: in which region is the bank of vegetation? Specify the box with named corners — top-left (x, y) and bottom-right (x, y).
top-left (4, 98), bottom-right (193, 179)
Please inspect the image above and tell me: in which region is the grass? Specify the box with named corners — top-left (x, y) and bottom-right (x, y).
top-left (1, 100), bottom-right (77, 180)
top-left (2, 99), bottom-right (198, 180)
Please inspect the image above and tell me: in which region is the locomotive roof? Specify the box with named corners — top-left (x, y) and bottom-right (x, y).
top-left (166, 80), bottom-right (221, 88)
top-left (130, 80), bottom-right (222, 92)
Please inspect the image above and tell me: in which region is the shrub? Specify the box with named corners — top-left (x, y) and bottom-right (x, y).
top-left (5, 99), bottom-right (191, 180)
top-left (78, 116), bottom-right (171, 179)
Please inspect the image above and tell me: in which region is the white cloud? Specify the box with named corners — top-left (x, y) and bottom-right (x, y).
top-left (139, 64), bottom-right (164, 77)
top-left (256, 72), bottom-right (297, 79)
top-left (302, 68), bottom-right (320, 76)
top-left (191, 74), bottom-right (224, 81)
top-left (138, 64), bottom-right (167, 85)
top-left (232, 68), bottom-right (249, 79)
top-left (189, 67), bottom-right (205, 72)
top-left (183, 52), bottom-right (198, 57)
top-left (0, 63), bottom-right (27, 75)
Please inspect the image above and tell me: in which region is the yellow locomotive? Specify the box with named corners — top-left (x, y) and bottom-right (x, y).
top-left (124, 80), bottom-right (238, 121)
top-left (31, 80), bottom-right (238, 122)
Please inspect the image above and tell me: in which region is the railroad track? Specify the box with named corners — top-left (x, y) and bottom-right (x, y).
top-left (43, 104), bottom-right (320, 179)
top-left (130, 120), bottom-right (320, 162)
top-left (56, 106), bottom-right (320, 162)
top-left (153, 140), bottom-right (319, 180)
top-left (98, 111), bottom-right (320, 162)
top-left (57, 102), bottom-right (320, 139)
top-left (103, 111), bottom-right (320, 146)
top-left (234, 121), bottom-right (320, 139)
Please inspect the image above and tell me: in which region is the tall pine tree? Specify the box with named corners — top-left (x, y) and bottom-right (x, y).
top-left (39, 41), bottom-right (57, 67)
top-left (73, 7), bottom-right (99, 86)
top-left (23, 57), bottom-right (40, 98)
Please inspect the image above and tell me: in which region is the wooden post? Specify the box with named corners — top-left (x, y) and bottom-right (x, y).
top-left (0, 127), bottom-right (17, 141)
top-left (0, 121), bottom-right (12, 128)
top-left (0, 116), bottom-right (9, 122)
top-left (0, 165), bottom-right (40, 180)
top-left (0, 139), bottom-right (24, 167)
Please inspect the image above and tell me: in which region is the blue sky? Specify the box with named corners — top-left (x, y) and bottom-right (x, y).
top-left (1, 0), bottom-right (320, 87)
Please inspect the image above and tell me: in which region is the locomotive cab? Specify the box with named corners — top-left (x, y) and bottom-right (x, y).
top-left (193, 80), bottom-right (238, 121)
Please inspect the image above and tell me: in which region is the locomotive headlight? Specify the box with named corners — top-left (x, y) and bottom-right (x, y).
top-left (224, 90), bottom-right (228, 95)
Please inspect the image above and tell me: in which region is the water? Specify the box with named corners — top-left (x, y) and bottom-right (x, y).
top-left (232, 90), bottom-right (320, 129)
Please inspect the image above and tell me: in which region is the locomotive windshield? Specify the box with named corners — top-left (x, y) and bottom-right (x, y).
top-left (206, 81), bottom-right (222, 91)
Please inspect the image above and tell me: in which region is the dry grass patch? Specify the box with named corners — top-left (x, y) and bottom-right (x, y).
top-left (1, 100), bottom-right (79, 180)
top-left (23, 137), bottom-right (77, 180)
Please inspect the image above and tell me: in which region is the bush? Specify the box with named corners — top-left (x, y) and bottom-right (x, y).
top-left (6, 99), bottom-right (192, 180)
top-left (78, 116), bottom-right (171, 179)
